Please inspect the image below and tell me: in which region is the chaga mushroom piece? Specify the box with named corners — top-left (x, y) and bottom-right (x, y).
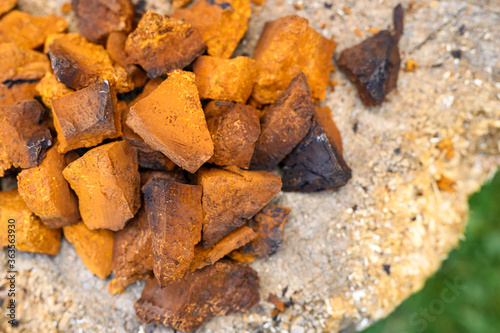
top-left (0, 10), bottom-right (68, 49)
top-left (250, 72), bottom-right (314, 171)
top-left (51, 80), bottom-right (121, 153)
top-left (314, 105), bottom-right (344, 155)
top-left (62, 140), bottom-right (141, 231)
top-left (72, 0), bottom-right (135, 44)
top-left (338, 5), bottom-right (404, 106)
top-left (108, 207), bottom-right (154, 294)
top-left (63, 221), bottom-right (114, 279)
top-left (36, 72), bottom-right (74, 109)
top-left (126, 70), bottom-right (214, 173)
top-left (207, 102), bottom-right (260, 169)
top-left (0, 81), bottom-right (39, 107)
top-left (142, 178), bottom-right (203, 287)
top-left (197, 166), bottom-right (282, 248)
top-left (193, 56), bottom-right (257, 103)
top-left (135, 260), bottom-right (260, 332)
top-left (0, 100), bottom-right (52, 177)
top-left (0, 43), bottom-right (50, 83)
top-left (47, 33), bottom-right (134, 93)
top-left (0, 189), bottom-right (61, 255)
top-left (251, 15), bottom-right (336, 105)
top-left (125, 11), bottom-right (206, 78)
top-left (230, 205), bottom-right (290, 262)
top-left (171, 0), bottom-right (251, 58)
top-left (189, 226), bottom-right (256, 271)
top-left (17, 145), bottom-right (80, 229)
top-left (0, 0), bottom-right (16, 16)
top-left (281, 117), bottom-right (352, 192)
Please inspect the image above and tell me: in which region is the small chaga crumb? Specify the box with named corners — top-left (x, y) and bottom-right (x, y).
top-left (405, 59), bottom-right (418, 72)
top-left (17, 146), bottom-right (80, 229)
top-left (51, 80), bottom-right (121, 153)
top-left (0, 100), bottom-right (52, 177)
top-left (0, 10), bottom-right (68, 49)
top-left (0, 43), bottom-right (50, 82)
top-left (193, 56), bottom-right (256, 103)
top-left (72, 0), bottom-right (135, 44)
top-left (127, 70), bottom-right (214, 173)
top-left (207, 102), bottom-right (260, 169)
top-left (436, 175), bottom-right (456, 192)
top-left (47, 33), bottom-right (134, 93)
top-left (0, 81), bottom-right (39, 107)
top-left (230, 205), bottom-right (290, 262)
top-left (196, 166), bottom-right (282, 248)
top-left (125, 11), bottom-right (206, 78)
top-left (63, 140), bottom-right (141, 231)
top-left (0, 189), bottom-right (61, 255)
top-left (252, 15), bottom-right (336, 104)
top-left (171, 0), bottom-right (193, 9)
top-left (134, 260), bottom-right (260, 332)
top-left (36, 72), bottom-right (74, 109)
top-left (172, 0), bottom-right (251, 58)
top-left (109, 207), bottom-right (154, 294)
top-left (63, 221), bottom-right (114, 279)
top-left (142, 178), bottom-right (203, 287)
top-left (267, 293), bottom-right (285, 312)
top-left (190, 226), bottom-right (257, 271)
top-left (250, 72), bottom-right (314, 171)
top-left (0, 0), bottom-right (16, 16)
top-left (61, 2), bottom-right (72, 14)
top-left (338, 4), bottom-right (403, 106)
top-left (437, 138), bottom-right (455, 159)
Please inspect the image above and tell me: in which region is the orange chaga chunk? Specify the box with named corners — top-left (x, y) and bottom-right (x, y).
top-left (0, 43), bottom-right (50, 82)
top-left (125, 11), bottom-right (206, 78)
top-left (72, 0), bottom-right (135, 44)
top-left (0, 0), bottom-right (16, 16)
top-left (63, 140), bottom-right (141, 231)
top-left (51, 80), bottom-right (121, 153)
top-left (189, 226), bottom-right (256, 271)
top-left (230, 205), bottom-right (290, 262)
top-left (142, 178), bottom-right (203, 287)
top-left (0, 189), bottom-right (61, 255)
top-left (0, 100), bottom-right (52, 177)
top-left (0, 10), bottom-right (68, 49)
top-left (63, 221), bottom-right (114, 279)
top-left (171, 0), bottom-right (192, 9)
top-left (126, 70), bottom-right (214, 173)
top-left (36, 72), bottom-right (74, 109)
top-left (252, 15), bottom-right (336, 104)
top-left (206, 102), bottom-right (260, 169)
top-left (193, 56), bottom-right (257, 103)
top-left (196, 166), bottom-right (281, 247)
top-left (0, 81), bottom-right (39, 107)
top-left (172, 0), bottom-right (251, 58)
top-left (17, 145), bottom-right (80, 229)
top-left (47, 33), bottom-right (134, 93)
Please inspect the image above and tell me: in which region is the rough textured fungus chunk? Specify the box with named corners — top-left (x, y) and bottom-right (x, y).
top-left (250, 72), bottom-right (314, 170)
top-left (0, 81), bottom-right (39, 107)
top-left (0, 43), bottom-right (50, 82)
top-left (72, 0), bottom-right (135, 44)
top-left (126, 70), bottom-right (214, 173)
top-left (134, 260), bottom-right (260, 332)
top-left (106, 31), bottom-right (147, 87)
top-left (252, 15), bottom-right (336, 104)
top-left (51, 80), bottom-right (121, 153)
top-left (197, 166), bottom-right (282, 248)
top-left (63, 221), bottom-right (114, 279)
top-left (171, 0), bottom-right (251, 58)
top-left (62, 140), bottom-right (141, 231)
top-left (36, 72), bottom-right (74, 109)
top-left (142, 178), bottom-right (203, 287)
top-left (0, 189), bottom-right (61, 255)
top-left (193, 56), bottom-right (256, 103)
top-left (125, 11), bottom-right (206, 78)
top-left (17, 145), bottom-right (80, 229)
top-left (0, 100), bottom-right (52, 177)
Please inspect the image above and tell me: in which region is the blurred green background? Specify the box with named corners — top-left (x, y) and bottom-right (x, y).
top-left (361, 169), bottom-right (500, 333)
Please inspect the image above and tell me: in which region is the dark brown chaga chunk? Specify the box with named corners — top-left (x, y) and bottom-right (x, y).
top-left (108, 207), bottom-right (154, 295)
top-left (315, 105), bottom-right (344, 156)
top-left (281, 117), bottom-right (352, 192)
top-left (72, 0), bottom-right (135, 44)
top-left (250, 72), bottom-right (314, 171)
top-left (338, 4), bottom-right (403, 106)
top-left (230, 205), bottom-right (290, 262)
top-left (134, 260), bottom-right (260, 332)
top-left (142, 178), bottom-right (203, 287)
top-left (0, 100), bottom-right (52, 177)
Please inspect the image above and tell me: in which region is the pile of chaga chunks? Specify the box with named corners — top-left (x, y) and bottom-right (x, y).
top-left (0, 0), bottom-right (414, 331)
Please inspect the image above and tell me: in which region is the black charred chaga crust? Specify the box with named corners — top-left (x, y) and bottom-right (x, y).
top-left (338, 4), bottom-right (404, 106)
top-left (134, 260), bottom-right (260, 332)
top-left (281, 118), bottom-right (351, 192)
